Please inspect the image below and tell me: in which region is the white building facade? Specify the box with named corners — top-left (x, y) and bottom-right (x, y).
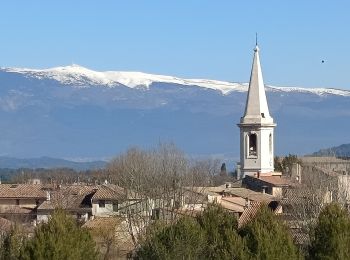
top-left (238, 45), bottom-right (276, 177)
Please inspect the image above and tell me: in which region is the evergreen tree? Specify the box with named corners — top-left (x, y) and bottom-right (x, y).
top-left (0, 225), bottom-right (26, 260)
top-left (196, 204), bottom-right (247, 260)
top-left (309, 203), bottom-right (350, 260)
top-left (21, 209), bottom-right (97, 260)
top-left (220, 163), bottom-right (227, 176)
top-left (240, 206), bottom-right (300, 260)
top-left (136, 217), bottom-right (205, 260)
top-left (137, 204), bottom-right (248, 260)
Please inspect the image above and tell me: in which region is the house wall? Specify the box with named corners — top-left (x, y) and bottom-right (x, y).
top-left (337, 175), bottom-right (350, 203)
top-left (272, 187), bottom-right (283, 198)
top-left (0, 198), bottom-right (43, 210)
top-left (37, 212), bottom-right (89, 224)
top-left (37, 214), bottom-right (49, 223)
top-left (92, 200), bottom-right (118, 217)
top-left (243, 176), bottom-right (273, 195)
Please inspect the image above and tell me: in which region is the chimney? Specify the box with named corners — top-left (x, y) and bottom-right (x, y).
top-left (257, 171), bottom-right (261, 178)
top-left (245, 198), bottom-right (251, 208)
top-left (46, 191), bottom-right (51, 201)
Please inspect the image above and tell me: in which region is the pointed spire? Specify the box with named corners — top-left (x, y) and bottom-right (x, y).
top-left (241, 45), bottom-right (274, 125)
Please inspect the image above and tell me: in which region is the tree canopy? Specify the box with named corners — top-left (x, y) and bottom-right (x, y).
top-left (21, 210), bottom-right (97, 260)
top-left (240, 206), bottom-right (300, 260)
top-left (136, 204), bottom-right (300, 260)
top-left (309, 203), bottom-right (350, 260)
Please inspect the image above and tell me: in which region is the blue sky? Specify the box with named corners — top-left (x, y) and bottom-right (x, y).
top-left (0, 1), bottom-right (349, 89)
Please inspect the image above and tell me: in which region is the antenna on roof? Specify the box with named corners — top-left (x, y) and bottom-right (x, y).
top-left (255, 32), bottom-right (258, 46)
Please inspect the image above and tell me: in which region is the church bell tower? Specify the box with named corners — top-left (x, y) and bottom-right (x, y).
top-left (238, 45), bottom-right (276, 177)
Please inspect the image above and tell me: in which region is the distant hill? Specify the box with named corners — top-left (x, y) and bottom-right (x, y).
top-left (311, 144), bottom-right (350, 157)
top-left (0, 156), bottom-right (107, 171)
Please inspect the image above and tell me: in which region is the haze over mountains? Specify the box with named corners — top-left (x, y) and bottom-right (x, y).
top-left (312, 144), bottom-right (350, 157)
top-left (0, 65), bottom-right (349, 164)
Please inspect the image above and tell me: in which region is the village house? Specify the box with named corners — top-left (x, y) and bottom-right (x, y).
top-left (91, 184), bottom-right (125, 217)
top-left (0, 184), bottom-right (47, 223)
top-left (37, 185), bottom-right (95, 223)
top-left (0, 182), bottom-right (143, 225)
top-left (242, 171), bottom-right (290, 197)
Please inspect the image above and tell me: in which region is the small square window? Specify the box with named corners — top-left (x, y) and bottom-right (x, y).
top-left (113, 202), bottom-right (118, 212)
top-left (99, 200), bottom-right (105, 208)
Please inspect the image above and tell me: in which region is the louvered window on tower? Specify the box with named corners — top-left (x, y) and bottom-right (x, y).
top-left (249, 133), bottom-right (257, 156)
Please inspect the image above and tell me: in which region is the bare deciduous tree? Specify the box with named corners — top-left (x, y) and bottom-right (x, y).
top-left (107, 143), bottom-right (221, 245)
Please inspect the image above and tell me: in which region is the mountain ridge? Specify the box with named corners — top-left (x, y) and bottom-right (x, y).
top-left (2, 65), bottom-right (350, 96)
top-left (0, 64), bottom-right (349, 159)
top-left (312, 144), bottom-right (350, 157)
top-left (0, 156), bottom-right (107, 170)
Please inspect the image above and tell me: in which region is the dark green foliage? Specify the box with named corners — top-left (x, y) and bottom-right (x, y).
top-left (21, 210), bottom-right (98, 260)
top-left (220, 163), bottom-right (227, 176)
top-left (309, 203), bottom-right (350, 260)
top-left (196, 204), bottom-right (246, 260)
top-left (0, 225), bottom-right (26, 260)
top-left (137, 204), bottom-right (248, 260)
top-left (137, 204), bottom-right (302, 259)
top-left (136, 217), bottom-right (205, 260)
top-left (240, 206), bottom-right (300, 260)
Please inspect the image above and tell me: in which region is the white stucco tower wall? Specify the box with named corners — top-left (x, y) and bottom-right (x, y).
top-left (237, 45), bottom-right (276, 177)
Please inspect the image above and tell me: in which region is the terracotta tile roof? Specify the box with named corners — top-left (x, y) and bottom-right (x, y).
top-left (83, 216), bottom-right (122, 229)
top-left (238, 201), bottom-right (282, 228)
top-left (37, 194), bottom-right (91, 211)
top-left (92, 184), bottom-right (125, 201)
top-left (37, 185), bottom-right (96, 211)
top-left (257, 176), bottom-right (290, 186)
top-left (59, 185), bottom-right (97, 195)
top-left (187, 186), bottom-right (274, 203)
top-left (226, 188), bottom-right (274, 202)
top-left (0, 184), bottom-right (47, 199)
top-left (238, 201), bottom-right (262, 228)
top-left (220, 199), bottom-right (245, 213)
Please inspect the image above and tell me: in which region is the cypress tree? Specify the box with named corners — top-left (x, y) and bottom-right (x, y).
top-left (136, 217), bottom-right (205, 260)
top-left (240, 206), bottom-right (300, 260)
top-left (21, 209), bottom-right (97, 260)
top-left (0, 225), bottom-right (26, 260)
top-left (309, 203), bottom-right (350, 259)
top-left (197, 204), bottom-right (247, 260)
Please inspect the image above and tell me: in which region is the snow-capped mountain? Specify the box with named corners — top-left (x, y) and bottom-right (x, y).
top-left (4, 65), bottom-right (350, 96)
top-left (0, 65), bottom-right (349, 161)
